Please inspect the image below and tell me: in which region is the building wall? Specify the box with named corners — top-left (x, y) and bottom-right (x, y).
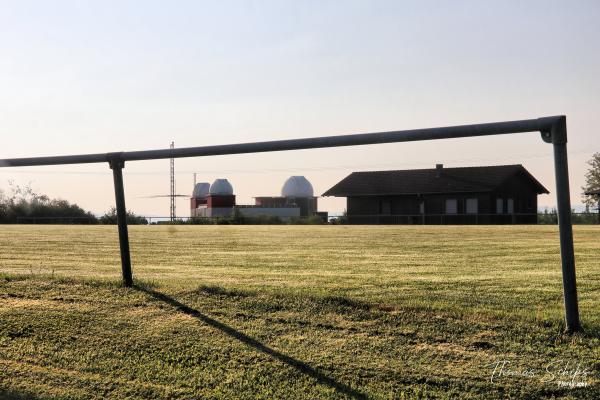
top-left (347, 196), bottom-right (379, 216)
top-left (192, 195), bottom-right (316, 219)
top-left (255, 197), bottom-right (287, 208)
top-left (254, 196), bottom-right (317, 217)
top-left (194, 206), bottom-right (234, 218)
top-left (291, 197), bottom-right (317, 217)
top-left (190, 197), bottom-right (207, 210)
top-left (348, 194), bottom-right (492, 217)
top-left (193, 205), bottom-right (301, 219)
top-left (345, 179), bottom-right (541, 224)
top-left (207, 195), bottom-right (236, 208)
top-left (491, 175), bottom-right (540, 224)
top-left (237, 207), bottom-right (300, 220)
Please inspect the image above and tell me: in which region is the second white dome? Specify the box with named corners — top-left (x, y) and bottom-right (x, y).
top-left (281, 176), bottom-right (313, 197)
top-left (209, 179), bottom-right (234, 195)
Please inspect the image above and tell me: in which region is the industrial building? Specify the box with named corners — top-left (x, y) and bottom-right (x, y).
top-left (191, 176), bottom-right (320, 220)
top-left (323, 164), bottom-right (549, 224)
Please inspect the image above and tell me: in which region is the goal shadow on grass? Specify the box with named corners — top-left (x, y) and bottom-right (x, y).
top-left (134, 285), bottom-right (368, 400)
top-left (0, 387), bottom-right (41, 400)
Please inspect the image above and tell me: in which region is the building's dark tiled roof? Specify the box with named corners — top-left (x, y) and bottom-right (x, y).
top-left (322, 165), bottom-right (549, 196)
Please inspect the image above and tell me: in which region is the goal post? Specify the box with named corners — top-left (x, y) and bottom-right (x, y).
top-left (0, 115), bottom-right (582, 333)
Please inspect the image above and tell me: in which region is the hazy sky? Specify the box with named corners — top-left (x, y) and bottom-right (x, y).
top-left (1, 1), bottom-right (599, 216)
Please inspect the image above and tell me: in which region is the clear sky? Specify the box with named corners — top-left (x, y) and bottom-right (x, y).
top-left (1, 0), bottom-right (599, 216)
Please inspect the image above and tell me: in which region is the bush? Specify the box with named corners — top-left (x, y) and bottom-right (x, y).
top-left (289, 215), bottom-right (324, 225)
top-left (99, 207), bottom-right (148, 225)
top-left (537, 208), bottom-right (598, 225)
top-left (215, 211), bottom-right (284, 225)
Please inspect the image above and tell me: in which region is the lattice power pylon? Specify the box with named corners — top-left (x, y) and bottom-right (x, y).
top-left (138, 141), bottom-right (187, 219)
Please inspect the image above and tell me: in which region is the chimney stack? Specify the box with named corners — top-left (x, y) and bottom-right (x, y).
top-left (436, 164), bottom-right (443, 177)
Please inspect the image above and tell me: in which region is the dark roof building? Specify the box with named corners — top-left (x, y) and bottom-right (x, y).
top-left (324, 164), bottom-right (548, 224)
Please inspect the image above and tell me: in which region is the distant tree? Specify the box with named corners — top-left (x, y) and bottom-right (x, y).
top-left (582, 152), bottom-right (600, 208)
top-left (0, 182), bottom-right (97, 224)
top-left (99, 207), bottom-right (148, 225)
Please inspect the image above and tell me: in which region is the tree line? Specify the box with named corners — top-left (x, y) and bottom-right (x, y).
top-left (0, 183), bottom-right (147, 224)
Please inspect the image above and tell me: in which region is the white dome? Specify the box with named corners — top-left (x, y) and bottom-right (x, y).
top-left (209, 179), bottom-right (234, 195)
top-left (281, 176), bottom-right (314, 197)
top-left (192, 182), bottom-right (210, 198)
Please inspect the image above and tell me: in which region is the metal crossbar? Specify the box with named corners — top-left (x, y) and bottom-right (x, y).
top-left (0, 115), bottom-right (582, 332)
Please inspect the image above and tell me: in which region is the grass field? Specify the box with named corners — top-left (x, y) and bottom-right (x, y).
top-left (0, 225), bottom-right (599, 399)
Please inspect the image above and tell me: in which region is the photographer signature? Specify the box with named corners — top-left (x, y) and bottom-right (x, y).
top-left (487, 359), bottom-right (590, 388)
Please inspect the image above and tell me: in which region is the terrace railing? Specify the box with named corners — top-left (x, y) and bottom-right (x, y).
top-left (0, 115), bottom-right (583, 332)
top-left (339, 213), bottom-right (600, 225)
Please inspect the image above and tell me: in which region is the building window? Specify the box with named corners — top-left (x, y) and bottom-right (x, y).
top-left (496, 198), bottom-right (504, 214)
top-left (466, 198), bottom-right (478, 214)
top-left (507, 198), bottom-right (514, 214)
top-left (445, 199), bottom-right (457, 214)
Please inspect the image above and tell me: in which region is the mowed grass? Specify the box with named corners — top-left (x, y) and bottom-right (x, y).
top-left (0, 225), bottom-right (598, 399)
